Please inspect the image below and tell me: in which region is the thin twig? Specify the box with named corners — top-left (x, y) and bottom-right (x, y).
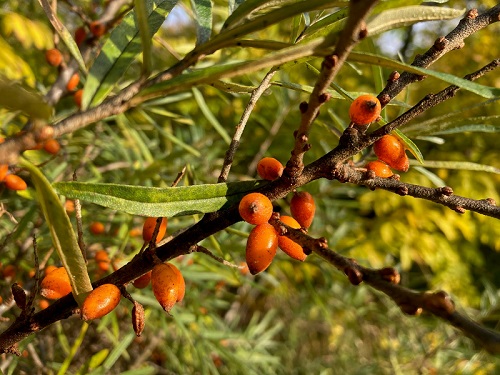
top-left (192, 245), bottom-right (242, 269)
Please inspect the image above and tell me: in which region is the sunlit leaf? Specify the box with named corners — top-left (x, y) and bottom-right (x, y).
top-left (393, 129), bottom-right (424, 164)
top-left (413, 160), bottom-right (500, 174)
top-left (192, 87), bottom-right (231, 144)
top-left (54, 180), bottom-right (266, 217)
top-left (191, 0), bottom-right (213, 45)
top-left (134, 0), bottom-right (153, 75)
top-left (0, 78), bottom-right (52, 119)
top-left (20, 159), bottom-right (93, 306)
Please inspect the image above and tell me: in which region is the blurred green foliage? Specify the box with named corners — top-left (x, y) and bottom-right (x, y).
top-left (1, 0), bottom-right (499, 374)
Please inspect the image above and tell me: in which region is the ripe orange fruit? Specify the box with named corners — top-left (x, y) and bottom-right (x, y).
top-left (151, 263), bottom-right (184, 313)
top-left (0, 164), bottom-right (8, 182)
top-left (39, 299), bottom-right (50, 310)
top-left (129, 227), bottom-right (142, 237)
top-left (90, 21), bottom-right (106, 37)
top-left (133, 271), bottom-right (152, 289)
top-left (373, 134), bottom-right (409, 172)
top-left (43, 138), bottom-right (61, 154)
top-left (66, 73), bottom-right (80, 91)
top-left (2, 264), bottom-right (16, 280)
top-left (4, 174), bottom-right (27, 191)
top-left (45, 265), bottom-right (58, 275)
top-left (245, 223), bottom-right (278, 275)
top-left (81, 284), bottom-right (121, 321)
top-left (142, 217), bottom-right (168, 243)
top-left (349, 94), bottom-right (381, 125)
top-left (238, 193), bottom-right (273, 225)
top-left (278, 216), bottom-right (307, 261)
top-left (65, 199), bottom-right (75, 213)
top-left (74, 89), bottom-right (83, 108)
top-left (290, 191), bottom-right (316, 229)
top-left (75, 26), bottom-right (87, 46)
top-left (365, 160), bottom-right (393, 178)
top-left (169, 263), bottom-right (185, 302)
top-left (45, 48), bottom-right (63, 67)
top-left (90, 221), bottom-right (105, 235)
top-left (257, 157), bottom-right (284, 181)
top-left (40, 267), bottom-right (72, 300)
top-left (94, 250), bottom-right (109, 263)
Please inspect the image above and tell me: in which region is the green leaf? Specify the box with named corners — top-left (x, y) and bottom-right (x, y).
top-left (413, 166), bottom-right (446, 188)
top-left (393, 129), bottom-right (424, 164)
top-left (367, 6), bottom-right (465, 36)
top-left (39, 0), bottom-right (87, 73)
top-left (192, 87), bottom-right (231, 144)
top-left (83, 0), bottom-right (179, 109)
top-left (191, 0), bottom-right (213, 45)
top-left (54, 180), bottom-right (266, 217)
top-left (0, 78), bottom-right (52, 119)
top-left (412, 160), bottom-right (500, 174)
top-left (299, 8), bottom-right (348, 41)
top-left (134, 0), bottom-right (153, 76)
top-left (20, 159), bottom-right (92, 306)
top-left (404, 115), bottom-right (500, 136)
top-left (348, 52), bottom-right (500, 99)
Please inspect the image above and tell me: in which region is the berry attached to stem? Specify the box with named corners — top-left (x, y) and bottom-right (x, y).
top-left (349, 94), bottom-right (381, 125)
top-left (290, 191), bottom-right (316, 229)
top-left (278, 216), bottom-right (307, 261)
top-left (257, 157), bottom-right (284, 181)
top-left (245, 223), bottom-right (278, 275)
top-left (238, 193), bottom-right (273, 225)
top-left (81, 284), bottom-right (121, 321)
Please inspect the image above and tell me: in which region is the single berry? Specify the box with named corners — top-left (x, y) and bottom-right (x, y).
top-left (349, 94), bottom-right (381, 125)
top-left (365, 160), bottom-right (393, 178)
top-left (65, 199), bottom-right (75, 213)
top-left (2, 265), bottom-right (17, 280)
top-left (74, 26), bottom-right (87, 46)
top-left (238, 193), bottom-right (273, 225)
top-left (151, 263), bottom-right (184, 313)
top-left (81, 284), bottom-right (121, 321)
top-left (45, 48), bottom-right (63, 67)
top-left (290, 191), bottom-right (316, 228)
top-left (373, 134), bottom-right (409, 172)
top-left (278, 216), bottom-right (307, 261)
top-left (90, 221), bottom-right (105, 235)
top-left (142, 217), bottom-right (168, 243)
top-left (66, 73), bottom-right (80, 91)
top-left (43, 139), bottom-right (61, 154)
top-left (90, 21), bottom-right (106, 37)
top-left (38, 299), bottom-right (50, 310)
top-left (40, 267), bottom-right (72, 300)
top-left (257, 157), bottom-right (284, 181)
top-left (245, 223), bottom-right (278, 275)
top-left (44, 265), bottom-right (58, 275)
top-left (4, 174), bottom-right (27, 191)
top-left (0, 164), bottom-right (8, 182)
top-left (133, 271), bottom-right (152, 289)
top-left (94, 250), bottom-right (109, 263)
top-left (74, 89), bottom-right (83, 108)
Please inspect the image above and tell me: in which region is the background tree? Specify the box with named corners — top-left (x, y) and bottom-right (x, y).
top-left (0, 0), bottom-right (499, 373)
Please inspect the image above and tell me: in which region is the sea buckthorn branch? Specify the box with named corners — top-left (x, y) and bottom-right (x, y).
top-left (268, 216), bottom-right (500, 354)
top-left (285, 0), bottom-right (379, 179)
top-left (377, 5), bottom-right (500, 107)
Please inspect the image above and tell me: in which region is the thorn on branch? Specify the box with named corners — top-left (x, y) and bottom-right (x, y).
top-left (400, 303), bottom-right (423, 316)
top-left (387, 71), bottom-right (400, 83)
top-left (453, 206), bottom-right (466, 214)
top-left (466, 9), bottom-right (479, 19)
top-left (423, 291), bottom-right (455, 317)
top-left (439, 186), bottom-right (454, 196)
top-left (358, 23), bottom-right (368, 40)
top-left (396, 186), bottom-right (409, 196)
top-left (433, 36), bottom-right (448, 51)
top-left (379, 267), bottom-right (401, 285)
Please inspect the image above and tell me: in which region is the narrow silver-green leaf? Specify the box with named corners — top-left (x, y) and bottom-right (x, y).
top-left (394, 129), bottom-right (424, 164)
top-left (413, 160), bottom-right (500, 174)
top-left (0, 78), bottom-right (52, 119)
top-left (192, 87), bottom-right (231, 144)
top-left (348, 52), bottom-right (500, 99)
top-left (191, 0), bottom-right (213, 45)
top-left (299, 8), bottom-right (348, 41)
top-left (20, 159), bottom-right (92, 306)
top-left (223, 0), bottom-right (299, 30)
top-left (38, 0), bottom-right (87, 73)
top-left (83, 0), bottom-right (178, 109)
top-left (368, 6), bottom-right (465, 36)
top-left (54, 180), bottom-right (265, 217)
top-left (134, 0), bottom-right (153, 76)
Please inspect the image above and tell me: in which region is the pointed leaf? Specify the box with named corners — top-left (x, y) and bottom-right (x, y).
top-left (191, 0), bottom-right (213, 45)
top-left (393, 129), bottom-right (424, 164)
top-left (0, 78), bottom-right (52, 119)
top-left (83, 0), bottom-right (179, 109)
top-left (20, 159), bottom-right (92, 306)
top-left (413, 160), bottom-right (500, 174)
top-left (134, 0), bottom-right (153, 75)
top-left (192, 87), bottom-right (231, 144)
top-left (54, 180), bottom-right (266, 217)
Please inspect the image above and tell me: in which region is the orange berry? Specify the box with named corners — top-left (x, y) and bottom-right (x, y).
top-left (75, 26), bottom-right (87, 46)
top-left (81, 284), bottom-right (121, 321)
top-left (0, 295), bottom-right (3, 305)
top-left (90, 221), bottom-right (105, 235)
top-left (94, 250), bottom-right (110, 263)
top-left (97, 261), bottom-right (110, 272)
top-left (349, 94), bottom-right (381, 125)
top-left (39, 299), bottom-right (50, 310)
top-left (0, 136), bottom-right (4, 143)
top-left (169, 263), bottom-right (185, 302)
top-left (45, 48), bottom-right (63, 67)
top-left (238, 193), bottom-right (273, 225)
top-left (245, 223), bottom-right (278, 275)
top-left (4, 174), bottom-right (27, 191)
top-left (45, 265), bottom-right (58, 275)
top-left (0, 164), bottom-right (8, 182)
top-left (133, 271), bottom-right (152, 289)
top-left (278, 216), bottom-right (307, 261)
top-left (142, 217), bottom-right (168, 243)
top-left (65, 199), bottom-right (75, 213)
top-left (151, 263), bottom-right (184, 313)
top-left (66, 73), bottom-right (80, 91)
top-left (40, 267), bottom-right (72, 300)
top-left (373, 135), bottom-right (409, 172)
top-left (2, 265), bottom-right (16, 280)
top-left (365, 160), bottom-right (393, 178)
top-left (129, 227), bottom-right (142, 237)
top-left (290, 191), bottom-right (316, 229)
top-left (43, 138), bottom-right (61, 154)
top-left (28, 269), bottom-right (36, 278)
top-left (74, 89), bottom-right (83, 108)
top-left (90, 21), bottom-right (106, 37)
top-left (257, 157), bottom-right (284, 181)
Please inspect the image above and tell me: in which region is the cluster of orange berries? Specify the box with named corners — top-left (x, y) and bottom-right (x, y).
top-left (348, 95), bottom-right (410, 177)
top-left (238, 158), bottom-right (316, 275)
top-left (37, 215), bottom-right (184, 322)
